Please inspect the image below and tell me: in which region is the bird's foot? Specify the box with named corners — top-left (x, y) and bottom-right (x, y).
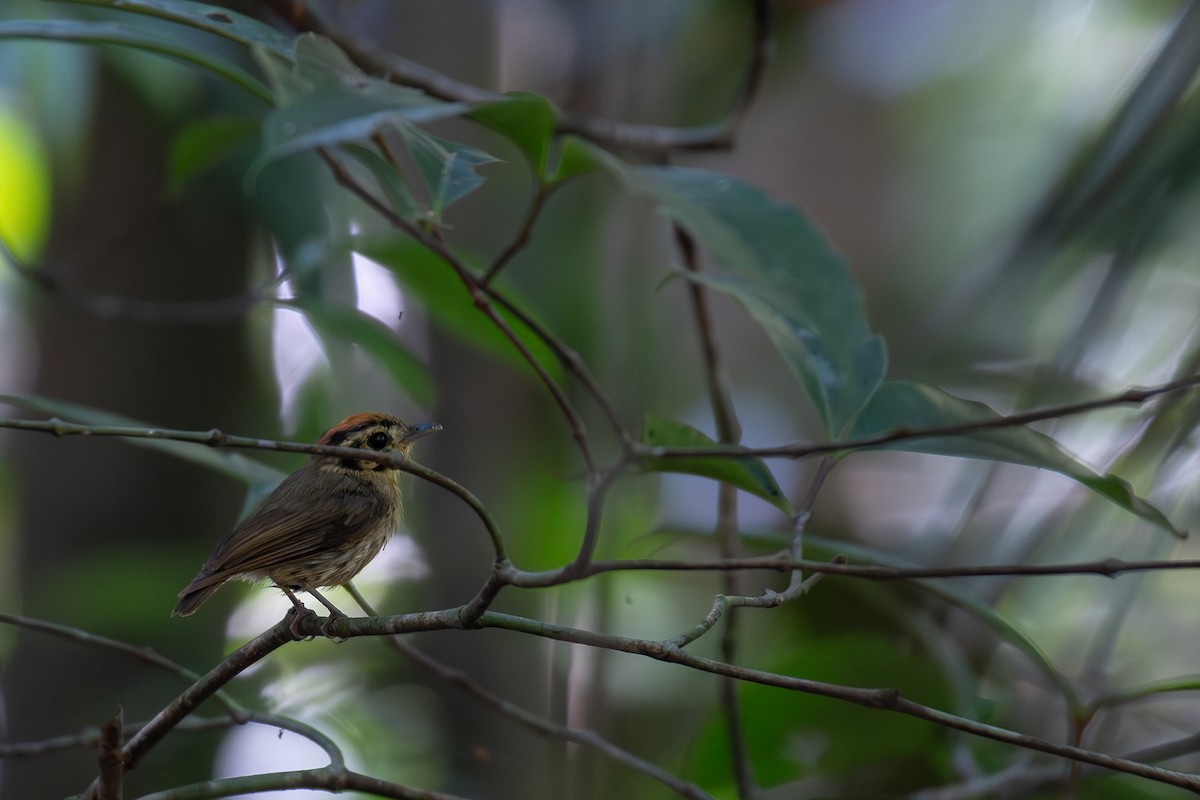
top-left (284, 606), bottom-right (320, 641)
top-left (319, 610), bottom-right (349, 642)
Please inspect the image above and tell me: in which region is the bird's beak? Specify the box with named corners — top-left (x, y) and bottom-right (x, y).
top-left (403, 422), bottom-right (442, 442)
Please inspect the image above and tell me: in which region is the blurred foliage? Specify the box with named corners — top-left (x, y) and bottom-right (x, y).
top-left (3, 1), bottom-right (1200, 799)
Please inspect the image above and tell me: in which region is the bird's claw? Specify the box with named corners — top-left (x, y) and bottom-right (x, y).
top-left (318, 611), bottom-right (349, 642)
top-left (285, 607), bottom-right (320, 641)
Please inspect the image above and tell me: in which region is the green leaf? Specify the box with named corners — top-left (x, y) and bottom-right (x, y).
top-left (849, 380), bottom-right (1183, 537)
top-left (251, 86), bottom-right (467, 175)
top-left (396, 123), bottom-right (500, 216)
top-left (641, 416), bottom-right (794, 516)
top-left (249, 36), bottom-right (471, 179)
top-left (469, 92), bottom-right (557, 176)
top-left (168, 115), bottom-right (257, 193)
top-left (355, 237), bottom-right (562, 381)
top-left (338, 143), bottom-right (420, 219)
top-left (0, 19), bottom-right (272, 102)
top-left (57, 0), bottom-right (297, 58)
top-left (281, 300), bottom-right (435, 408)
top-left (618, 165), bottom-right (886, 437)
top-left (0, 395), bottom-right (285, 488)
top-left (548, 135), bottom-right (610, 185)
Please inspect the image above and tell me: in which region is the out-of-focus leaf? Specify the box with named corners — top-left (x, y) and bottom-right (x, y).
top-left (58, 0), bottom-right (297, 57)
top-left (641, 416), bottom-right (794, 516)
top-left (0, 19), bottom-right (272, 102)
top-left (849, 380), bottom-right (1183, 537)
top-left (282, 300), bottom-right (435, 408)
top-left (549, 135), bottom-right (609, 185)
top-left (689, 628), bottom-right (951, 791)
top-left (250, 87), bottom-right (467, 176)
top-left (0, 103), bottom-right (51, 261)
top-left (168, 115), bottom-right (257, 193)
top-left (396, 123), bottom-right (499, 216)
top-left (797, 532), bottom-right (1078, 710)
top-left (469, 92), bottom-right (557, 175)
top-left (248, 36), bottom-right (469, 177)
top-left (0, 395), bottom-right (285, 487)
top-left (616, 165), bottom-right (886, 437)
top-left (355, 237), bottom-right (562, 381)
top-left (339, 143), bottom-right (420, 219)
top-left (249, 35), bottom-right (495, 212)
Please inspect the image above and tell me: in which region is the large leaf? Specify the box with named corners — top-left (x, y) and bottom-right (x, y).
top-left (249, 36), bottom-right (472, 177)
top-left (849, 380), bottom-right (1182, 536)
top-left (58, 0), bottom-right (297, 58)
top-left (469, 92), bottom-right (557, 176)
top-left (0, 18), bottom-right (272, 102)
top-left (618, 165), bottom-right (886, 438)
top-left (0, 395), bottom-right (285, 488)
top-left (641, 416), bottom-right (794, 516)
top-left (281, 299), bottom-right (435, 408)
top-left (548, 135), bottom-right (608, 185)
top-left (168, 115), bottom-right (258, 193)
top-left (355, 237), bottom-right (562, 381)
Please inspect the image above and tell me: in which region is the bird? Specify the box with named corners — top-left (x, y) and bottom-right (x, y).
top-left (172, 412), bottom-right (440, 624)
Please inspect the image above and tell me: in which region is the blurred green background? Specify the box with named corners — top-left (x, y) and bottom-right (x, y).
top-left (3, 1), bottom-right (1200, 798)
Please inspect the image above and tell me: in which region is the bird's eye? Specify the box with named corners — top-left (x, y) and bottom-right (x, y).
top-left (366, 431), bottom-right (391, 451)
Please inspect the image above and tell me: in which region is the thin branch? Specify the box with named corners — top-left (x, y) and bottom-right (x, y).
top-left (675, 222), bottom-right (753, 797)
top-left (484, 287), bottom-right (633, 447)
top-left (0, 413), bottom-right (507, 563)
top-left (0, 235), bottom-right (275, 325)
top-left (0, 613), bottom-right (240, 716)
top-left (81, 612), bottom-right (305, 799)
top-left (346, 585), bottom-right (716, 800)
top-left (318, 148), bottom-right (599, 475)
top-left (575, 554), bottom-right (1200, 581)
top-left (132, 768), bottom-right (474, 800)
top-left (252, 0), bottom-right (773, 154)
top-left (480, 180), bottom-right (554, 286)
top-left (638, 372), bottom-right (1200, 459)
top-left (261, 604), bottom-right (1181, 789)
top-left (96, 708), bottom-right (124, 800)
top-left (0, 717), bottom-right (232, 758)
top-left (471, 611), bottom-right (1200, 794)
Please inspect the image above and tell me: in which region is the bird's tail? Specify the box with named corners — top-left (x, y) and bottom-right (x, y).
top-left (172, 578), bottom-right (223, 617)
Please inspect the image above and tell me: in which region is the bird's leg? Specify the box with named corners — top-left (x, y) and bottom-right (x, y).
top-left (307, 588), bottom-right (350, 639)
top-left (279, 586), bottom-right (316, 640)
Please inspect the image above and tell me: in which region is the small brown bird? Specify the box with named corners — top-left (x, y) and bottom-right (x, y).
top-left (173, 412), bottom-right (440, 621)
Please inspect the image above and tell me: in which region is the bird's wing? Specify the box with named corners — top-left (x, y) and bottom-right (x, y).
top-left (180, 471), bottom-right (389, 593)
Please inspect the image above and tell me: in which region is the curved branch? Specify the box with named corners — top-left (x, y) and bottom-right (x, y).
top-left (81, 612), bottom-right (302, 799)
top-left (638, 372), bottom-right (1200, 459)
top-left (253, 0), bottom-right (772, 154)
top-left (0, 613), bottom-right (241, 716)
top-left (346, 585), bottom-right (716, 800)
top-left (133, 768), bottom-right (473, 800)
top-left (472, 611), bottom-right (1200, 794)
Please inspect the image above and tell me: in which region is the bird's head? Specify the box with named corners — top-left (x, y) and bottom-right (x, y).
top-left (314, 412), bottom-right (441, 471)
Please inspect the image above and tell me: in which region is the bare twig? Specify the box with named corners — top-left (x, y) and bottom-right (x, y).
top-left (638, 372), bottom-right (1200, 459)
top-left (480, 181), bottom-right (555, 286)
top-left (81, 612), bottom-right (304, 799)
top-left (0, 717), bottom-right (233, 758)
top-left (96, 708), bottom-right (124, 800)
top-left (346, 584), bottom-right (717, 800)
top-left (0, 613), bottom-right (240, 717)
top-left (133, 768), bottom-right (473, 800)
top-left (472, 610), bottom-right (1200, 794)
top-left (675, 222), bottom-right (753, 797)
top-left (253, 0), bottom-right (773, 154)
top-left (318, 148), bottom-right (599, 475)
